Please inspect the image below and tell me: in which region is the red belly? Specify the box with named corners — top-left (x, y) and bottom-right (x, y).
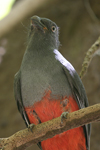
top-left (25, 90), bottom-right (86, 150)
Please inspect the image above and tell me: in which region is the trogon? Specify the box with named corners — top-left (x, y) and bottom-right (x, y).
top-left (14, 16), bottom-right (91, 150)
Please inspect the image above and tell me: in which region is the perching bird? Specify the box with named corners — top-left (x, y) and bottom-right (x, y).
top-left (14, 16), bottom-right (91, 150)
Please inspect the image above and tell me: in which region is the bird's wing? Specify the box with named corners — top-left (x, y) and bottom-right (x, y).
top-left (54, 49), bottom-right (91, 150)
top-left (62, 66), bottom-right (91, 150)
top-left (14, 71), bottom-right (30, 127)
top-left (14, 71), bottom-right (43, 150)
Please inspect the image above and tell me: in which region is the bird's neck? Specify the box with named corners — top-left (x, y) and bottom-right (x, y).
top-left (25, 41), bottom-right (57, 62)
top-left (21, 38), bottom-right (57, 71)
top-left (27, 33), bottom-right (58, 56)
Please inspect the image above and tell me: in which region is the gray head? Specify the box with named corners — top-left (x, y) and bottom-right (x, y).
top-left (28, 16), bottom-right (60, 49)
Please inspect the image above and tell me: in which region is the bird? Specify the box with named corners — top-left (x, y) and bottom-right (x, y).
top-left (14, 15), bottom-right (91, 150)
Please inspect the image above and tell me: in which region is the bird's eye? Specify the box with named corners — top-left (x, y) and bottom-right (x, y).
top-left (51, 26), bottom-right (56, 32)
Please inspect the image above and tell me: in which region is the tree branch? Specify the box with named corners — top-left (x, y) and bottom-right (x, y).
top-left (80, 36), bottom-right (100, 78)
top-left (0, 103), bottom-right (100, 150)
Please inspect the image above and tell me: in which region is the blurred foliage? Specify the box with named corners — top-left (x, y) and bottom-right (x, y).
top-left (0, 0), bottom-right (15, 20)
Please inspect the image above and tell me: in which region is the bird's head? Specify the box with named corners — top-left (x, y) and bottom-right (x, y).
top-left (28, 16), bottom-right (60, 49)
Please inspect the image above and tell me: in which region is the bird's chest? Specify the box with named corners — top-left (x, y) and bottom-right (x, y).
top-left (21, 61), bottom-right (72, 107)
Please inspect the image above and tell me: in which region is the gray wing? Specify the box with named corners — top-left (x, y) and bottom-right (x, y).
top-left (14, 71), bottom-right (30, 127)
top-left (63, 66), bottom-right (91, 150)
top-left (53, 49), bottom-right (90, 149)
top-left (14, 71), bottom-right (43, 150)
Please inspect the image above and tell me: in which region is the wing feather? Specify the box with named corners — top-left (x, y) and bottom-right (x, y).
top-left (14, 71), bottom-right (30, 127)
top-left (53, 49), bottom-right (91, 150)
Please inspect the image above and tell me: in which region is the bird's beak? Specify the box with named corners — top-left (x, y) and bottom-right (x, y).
top-left (30, 16), bottom-right (47, 32)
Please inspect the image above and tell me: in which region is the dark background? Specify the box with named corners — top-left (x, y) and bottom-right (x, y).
top-left (0, 0), bottom-right (100, 149)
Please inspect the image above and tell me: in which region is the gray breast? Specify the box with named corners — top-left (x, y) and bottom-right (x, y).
top-left (20, 58), bottom-right (72, 107)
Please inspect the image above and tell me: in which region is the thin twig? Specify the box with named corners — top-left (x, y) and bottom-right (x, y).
top-left (80, 36), bottom-right (100, 78)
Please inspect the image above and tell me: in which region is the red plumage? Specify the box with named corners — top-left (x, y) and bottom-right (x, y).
top-left (25, 90), bottom-right (86, 150)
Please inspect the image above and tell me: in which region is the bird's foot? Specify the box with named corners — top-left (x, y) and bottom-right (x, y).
top-left (61, 112), bottom-right (69, 124)
top-left (28, 123), bottom-right (35, 132)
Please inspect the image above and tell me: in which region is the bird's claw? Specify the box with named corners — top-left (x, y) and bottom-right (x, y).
top-left (28, 123), bottom-right (35, 132)
top-left (61, 112), bottom-right (69, 124)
